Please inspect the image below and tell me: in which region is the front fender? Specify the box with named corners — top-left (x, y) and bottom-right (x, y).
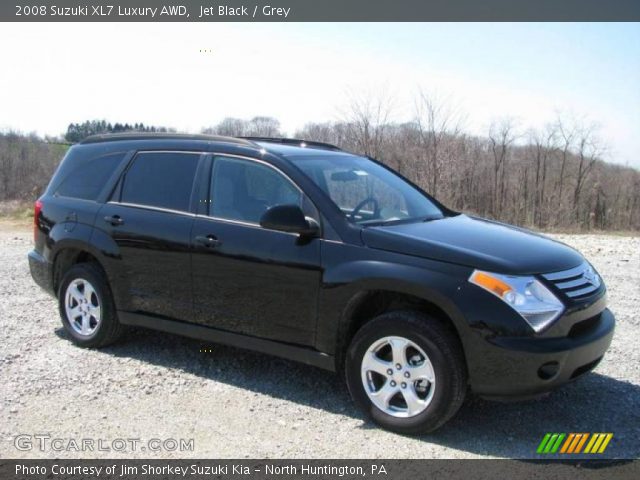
top-left (315, 241), bottom-right (473, 357)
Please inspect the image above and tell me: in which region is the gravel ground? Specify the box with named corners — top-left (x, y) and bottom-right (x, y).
top-left (1, 224), bottom-right (638, 459)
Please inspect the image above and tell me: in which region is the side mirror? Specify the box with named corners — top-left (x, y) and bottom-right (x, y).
top-left (260, 204), bottom-right (319, 237)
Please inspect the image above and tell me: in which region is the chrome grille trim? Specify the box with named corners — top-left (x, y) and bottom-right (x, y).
top-left (542, 264), bottom-right (586, 281)
top-left (555, 277), bottom-right (590, 289)
top-left (542, 262), bottom-right (601, 299)
top-left (566, 285), bottom-right (600, 298)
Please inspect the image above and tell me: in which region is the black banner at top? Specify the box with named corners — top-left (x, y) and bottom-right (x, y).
top-left (3, 0), bottom-right (640, 22)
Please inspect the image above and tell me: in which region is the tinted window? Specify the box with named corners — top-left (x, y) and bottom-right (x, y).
top-left (121, 152), bottom-right (199, 212)
top-left (55, 152), bottom-right (125, 200)
top-left (210, 156), bottom-right (302, 223)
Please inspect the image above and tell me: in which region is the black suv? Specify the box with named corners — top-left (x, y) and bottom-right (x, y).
top-left (28, 133), bottom-right (615, 433)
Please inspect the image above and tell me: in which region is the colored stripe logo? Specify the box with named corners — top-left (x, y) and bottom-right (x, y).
top-left (537, 433), bottom-right (613, 454)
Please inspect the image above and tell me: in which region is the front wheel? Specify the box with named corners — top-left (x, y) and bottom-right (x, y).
top-left (345, 310), bottom-right (467, 434)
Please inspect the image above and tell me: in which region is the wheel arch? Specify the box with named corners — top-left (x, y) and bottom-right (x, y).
top-left (52, 245), bottom-right (107, 294)
top-left (334, 283), bottom-right (470, 373)
top-left (49, 221), bottom-right (120, 293)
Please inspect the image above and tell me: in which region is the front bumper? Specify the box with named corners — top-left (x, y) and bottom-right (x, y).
top-left (467, 308), bottom-right (615, 398)
top-left (28, 249), bottom-right (55, 295)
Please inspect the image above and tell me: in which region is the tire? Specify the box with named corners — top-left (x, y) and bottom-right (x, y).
top-left (58, 262), bottom-right (124, 348)
top-left (345, 310), bottom-right (467, 434)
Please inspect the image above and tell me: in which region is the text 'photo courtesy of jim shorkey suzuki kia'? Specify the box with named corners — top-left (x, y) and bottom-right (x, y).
top-left (27, 133), bottom-right (615, 434)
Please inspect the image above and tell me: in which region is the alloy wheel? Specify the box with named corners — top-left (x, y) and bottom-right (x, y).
top-left (361, 336), bottom-right (436, 418)
top-left (64, 278), bottom-right (101, 336)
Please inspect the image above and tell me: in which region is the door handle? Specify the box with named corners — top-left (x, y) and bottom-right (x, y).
top-left (104, 215), bottom-right (124, 226)
top-left (195, 234), bottom-right (221, 248)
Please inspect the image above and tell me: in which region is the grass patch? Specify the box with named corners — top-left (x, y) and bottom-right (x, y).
top-left (0, 200), bottom-right (34, 222)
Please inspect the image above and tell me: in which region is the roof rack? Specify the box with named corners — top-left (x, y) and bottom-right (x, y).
top-left (79, 132), bottom-right (254, 146)
top-left (78, 132), bottom-right (343, 152)
top-left (239, 137), bottom-right (342, 151)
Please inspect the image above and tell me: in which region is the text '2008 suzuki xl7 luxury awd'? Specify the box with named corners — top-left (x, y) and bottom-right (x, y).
top-left (28, 133), bottom-right (615, 433)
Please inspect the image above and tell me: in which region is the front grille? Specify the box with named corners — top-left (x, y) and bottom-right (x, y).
top-left (542, 262), bottom-right (602, 299)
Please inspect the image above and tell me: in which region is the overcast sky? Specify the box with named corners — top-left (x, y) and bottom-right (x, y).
top-left (0, 22), bottom-right (638, 167)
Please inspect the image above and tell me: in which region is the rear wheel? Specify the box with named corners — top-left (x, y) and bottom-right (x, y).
top-left (345, 310), bottom-right (467, 434)
top-left (58, 263), bottom-right (123, 348)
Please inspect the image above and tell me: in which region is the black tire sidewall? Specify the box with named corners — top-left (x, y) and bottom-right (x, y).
top-left (345, 311), bottom-right (465, 434)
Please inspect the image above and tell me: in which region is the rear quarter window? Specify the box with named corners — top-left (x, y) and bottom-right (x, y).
top-left (119, 151), bottom-right (200, 212)
top-left (54, 152), bottom-right (125, 201)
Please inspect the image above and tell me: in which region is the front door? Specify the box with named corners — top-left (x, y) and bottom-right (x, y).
top-left (191, 155), bottom-right (321, 346)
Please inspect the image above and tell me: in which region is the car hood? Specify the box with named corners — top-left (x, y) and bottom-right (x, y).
top-left (361, 214), bottom-right (584, 274)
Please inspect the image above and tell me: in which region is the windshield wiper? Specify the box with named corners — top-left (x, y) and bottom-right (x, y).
top-left (359, 219), bottom-right (389, 227)
top-left (360, 215), bottom-right (444, 227)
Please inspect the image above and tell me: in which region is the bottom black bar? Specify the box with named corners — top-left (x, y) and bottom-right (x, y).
top-left (0, 459), bottom-right (637, 480)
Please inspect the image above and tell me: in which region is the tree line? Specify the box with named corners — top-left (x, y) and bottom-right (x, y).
top-left (64, 120), bottom-right (175, 143)
top-left (1, 102), bottom-right (638, 231)
top-left (0, 132), bottom-right (68, 201)
top-left (202, 103), bottom-right (639, 232)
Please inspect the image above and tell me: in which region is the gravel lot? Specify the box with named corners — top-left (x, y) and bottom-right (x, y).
top-left (1, 224), bottom-right (638, 459)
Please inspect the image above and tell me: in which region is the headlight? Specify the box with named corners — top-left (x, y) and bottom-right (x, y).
top-left (469, 270), bottom-right (565, 333)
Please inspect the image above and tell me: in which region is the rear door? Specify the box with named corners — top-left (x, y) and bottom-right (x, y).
top-left (191, 154), bottom-right (322, 346)
top-left (97, 150), bottom-right (202, 321)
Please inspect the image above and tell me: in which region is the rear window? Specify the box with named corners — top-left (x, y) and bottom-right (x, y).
top-left (55, 152), bottom-right (125, 200)
top-left (120, 152), bottom-right (199, 212)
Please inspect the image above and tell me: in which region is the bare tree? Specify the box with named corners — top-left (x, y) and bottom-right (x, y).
top-left (341, 89), bottom-right (394, 158)
top-left (202, 116), bottom-right (282, 137)
top-left (528, 124), bottom-right (558, 227)
top-left (573, 123), bottom-right (603, 225)
top-left (202, 117), bottom-right (248, 136)
top-left (414, 91), bottom-right (464, 198)
top-left (0, 131), bottom-right (67, 201)
top-left (488, 118), bottom-right (517, 217)
top-left (247, 116), bottom-right (281, 137)
top-left (555, 114), bottom-right (578, 207)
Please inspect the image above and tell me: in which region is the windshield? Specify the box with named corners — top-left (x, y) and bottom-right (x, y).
top-left (289, 154), bottom-right (444, 225)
